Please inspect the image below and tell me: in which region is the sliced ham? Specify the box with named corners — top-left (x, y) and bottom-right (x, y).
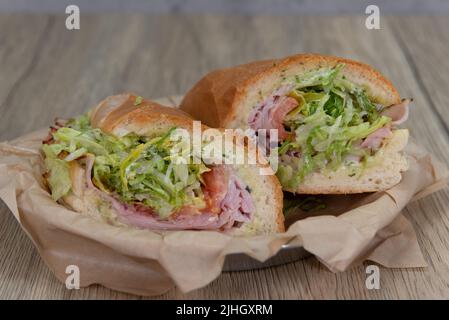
top-left (220, 175), bottom-right (254, 224)
top-left (381, 98), bottom-right (411, 125)
top-left (248, 84), bottom-right (297, 141)
top-left (361, 126), bottom-right (392, 150)
top-left (271, 97), bottom-right (299, 140)
top-left (84, 156), bottom-right (254, 231)
top-left (361, 98), bottom-right (409, 149)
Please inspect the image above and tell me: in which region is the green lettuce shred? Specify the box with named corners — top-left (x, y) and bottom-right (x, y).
top-left (42, 115), bottom-right (209, 218)
top-left (277, 64), bottom-right (392, 188)
top-left (42, 144), bottom-right (72, 200)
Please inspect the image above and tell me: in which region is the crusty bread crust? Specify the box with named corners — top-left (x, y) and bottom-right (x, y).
top-left (180, 53), bottom-right (401, 128)
top-left (91, 93), bottom-right (197, 136)
top-left (81, 93), bottom-right (285, 233)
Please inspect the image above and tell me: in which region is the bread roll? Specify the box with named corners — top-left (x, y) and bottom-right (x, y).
top-left (180, 54), bottom-right (410, 193)
top-left (43, 94), bottom-right (284, 234)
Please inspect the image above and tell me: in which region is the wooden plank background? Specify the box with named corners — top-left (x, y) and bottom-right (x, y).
top-left (0, 14), bottom-right (448, 299)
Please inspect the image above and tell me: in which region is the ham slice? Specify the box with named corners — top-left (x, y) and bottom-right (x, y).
top-left (220, 175), bottom-right (254, 223)
top-left (361, 126), bottom-right (392, 150)
top-left (361, 99), bottom-right (409, 150)
top-left (84, 156), bottom-right (254, 231)
top-left (248, 84), bottom-right (297, 141)
top-left (270, 97), bottom-right (299, 140)
top-left (381, 98), bottom-right (411, 125)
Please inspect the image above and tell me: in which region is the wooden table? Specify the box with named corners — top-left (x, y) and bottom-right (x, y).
top-left (0, 14), bottom-right (448, 299)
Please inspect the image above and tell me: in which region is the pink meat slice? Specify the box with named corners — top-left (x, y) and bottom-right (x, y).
top-left (85, 156), bottom-right (254, 231)
top-left (381, 98), bottom-right (411, 125)
top-left (248, 84), bottom-right (297, 141)
top-left (270, 97), bottom-right (299, 140)
top-left (361, 99), bottom-right (411, 150)
top-left (360, 126), bottom-right (393, 150)
top-left (220, 175), bottom-right (254, 223)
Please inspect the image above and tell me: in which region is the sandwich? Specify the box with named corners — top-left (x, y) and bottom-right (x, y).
top-left (41, 93), bottom-right (284, 234)
top-left (180, 54), bottom-right (410, 193)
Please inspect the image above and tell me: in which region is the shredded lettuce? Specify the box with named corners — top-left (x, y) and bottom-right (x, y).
top-left (42, 144), bottom-right (72, 200)
top-left (277, 64), bottom-right (392, 188)
top-left (42, 115), bottom-right (209, 218)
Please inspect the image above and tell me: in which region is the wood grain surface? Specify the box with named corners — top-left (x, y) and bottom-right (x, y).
top-left (0, 14), bottom-right (448, 300)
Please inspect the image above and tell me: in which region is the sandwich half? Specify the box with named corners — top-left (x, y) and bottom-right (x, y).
top-left (180, 54), bottom-right (410, 193)
top-left (42, 93), bottom-right (284, 235)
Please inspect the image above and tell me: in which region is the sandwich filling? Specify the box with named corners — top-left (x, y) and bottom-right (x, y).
top-left (42, 114), bottom-right (254, 231)
top-left (248, 64), bottom-right (410, 189)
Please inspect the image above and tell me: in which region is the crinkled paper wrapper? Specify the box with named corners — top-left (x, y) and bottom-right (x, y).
top-left (0, 112), bottom-right (448, 297)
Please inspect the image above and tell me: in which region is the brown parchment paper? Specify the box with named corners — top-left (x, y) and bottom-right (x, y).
top-left (0, 125), bottom-right (448, 296)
